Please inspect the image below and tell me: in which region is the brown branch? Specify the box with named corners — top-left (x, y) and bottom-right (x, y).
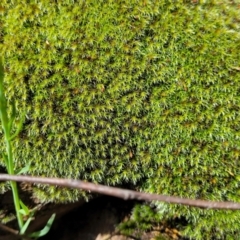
top-left (0, 222), bottom-right (19, 235)
top-left (0, 223), bottom-right (32, 240)
top-left (0, 174), bottom-right (240, 210)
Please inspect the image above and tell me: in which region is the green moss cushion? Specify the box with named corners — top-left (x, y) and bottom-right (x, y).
top-left (0, 1), bottom-right (239, 238)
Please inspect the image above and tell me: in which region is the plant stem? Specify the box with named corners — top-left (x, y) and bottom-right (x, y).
top-left (0, 57), bottom-right (23, 229)
top-left (6, 137), bottom-right (23, 229)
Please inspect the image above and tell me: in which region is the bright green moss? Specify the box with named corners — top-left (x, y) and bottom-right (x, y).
top-left (0, 0), bottom-right (240, 238)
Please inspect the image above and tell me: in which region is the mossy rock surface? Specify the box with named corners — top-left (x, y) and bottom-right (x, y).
top-left (0, 1), bottom-right (240, 239)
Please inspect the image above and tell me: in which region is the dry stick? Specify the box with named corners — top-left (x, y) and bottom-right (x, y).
top-left (0, 222), bottom-right (19, 235)
top-left (0, 174), bottom-right (240, 210)
top-left (0, 221), bottom-right (32, 240)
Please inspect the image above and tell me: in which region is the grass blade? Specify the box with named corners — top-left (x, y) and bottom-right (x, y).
top-left (28, 213), bottom-right (56, 238)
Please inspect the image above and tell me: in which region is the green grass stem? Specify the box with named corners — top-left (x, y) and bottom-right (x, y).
top-left (0, 57), bottom-right (23, 229)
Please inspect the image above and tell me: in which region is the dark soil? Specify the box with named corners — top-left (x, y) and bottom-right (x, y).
top-left (0, 189), bottom-right (185, 240)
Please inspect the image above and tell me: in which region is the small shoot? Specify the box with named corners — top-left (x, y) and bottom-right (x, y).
top-left (0, 57), bottom-right (55, 238)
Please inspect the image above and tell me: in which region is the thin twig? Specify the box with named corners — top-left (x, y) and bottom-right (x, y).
top-left (0, 174), bottom-right (240, 210)
top-left (0, 222), bottom-right (19, 235)
top-left (0, 220), bottom-right (33, 240)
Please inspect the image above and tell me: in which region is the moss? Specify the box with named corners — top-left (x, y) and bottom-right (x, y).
top-left (0, 0), bottom-right (240, 238)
